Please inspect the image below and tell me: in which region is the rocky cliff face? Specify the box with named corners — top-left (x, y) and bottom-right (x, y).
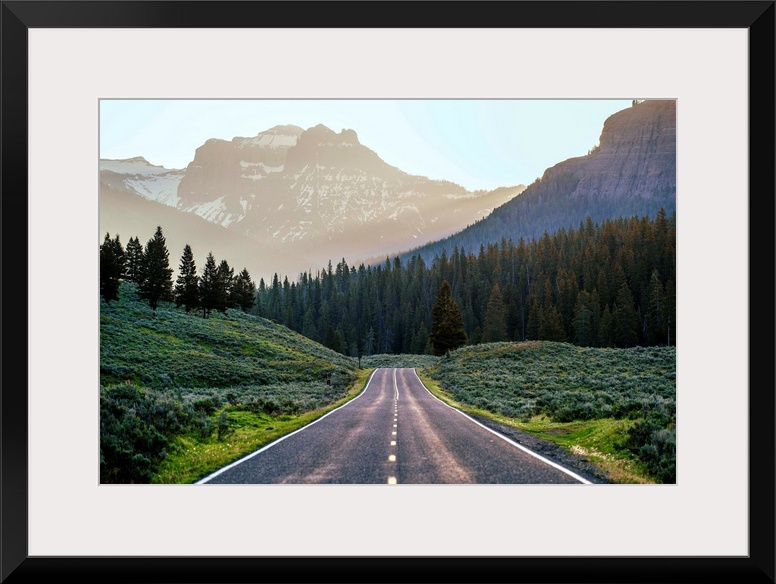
top-left (177, 125), bottom-right (303, 212)
top-left (540, 99), bottom-right (676, 202)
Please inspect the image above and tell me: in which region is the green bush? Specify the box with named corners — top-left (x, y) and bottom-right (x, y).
top-left (619, 409), bottom-right (676, 483)
top-left (101, 384), bottom-right (219, 483)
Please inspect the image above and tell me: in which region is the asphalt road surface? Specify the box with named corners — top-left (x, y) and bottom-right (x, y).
top-left (197, 368), bottom-right (591, 485)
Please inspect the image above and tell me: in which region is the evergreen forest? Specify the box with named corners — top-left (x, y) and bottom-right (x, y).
top-left (252, 209), bottom-right (676, 356)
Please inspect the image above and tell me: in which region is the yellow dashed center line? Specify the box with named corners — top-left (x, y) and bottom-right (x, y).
top-left (390, 441), bottom-right (396, 446)
top-left (387, 477), bottom-right (397, 484)
top-left (388, 455), bottom-right (396, 462)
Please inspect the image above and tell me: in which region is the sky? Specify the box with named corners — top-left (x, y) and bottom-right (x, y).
top-left (100, 99), bottom-right (633, 192)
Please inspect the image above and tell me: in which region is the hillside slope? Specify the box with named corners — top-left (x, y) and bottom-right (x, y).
top-left (100, 282), bottom-right (358, 483)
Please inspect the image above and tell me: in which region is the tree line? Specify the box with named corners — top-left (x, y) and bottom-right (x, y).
top-left (253, 210), bottom-right (676, 355)
top-left (100, 226), bottom-right (256, 316)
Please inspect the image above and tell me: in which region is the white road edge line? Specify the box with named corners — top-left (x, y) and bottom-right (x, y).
top-left (410, 368), bottom-right (593, 485)
top-left (195, 368), bottom-right (382, 484)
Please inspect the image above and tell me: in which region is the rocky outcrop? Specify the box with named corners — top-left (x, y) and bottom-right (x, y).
top-left (541, 99), bottom-right (676, 202)
top-left (177, 125), bottom-right (303, 209)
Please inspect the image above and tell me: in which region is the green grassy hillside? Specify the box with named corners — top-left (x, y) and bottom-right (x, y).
top-left (100, 282), bottom-right (360, 484)
top-left (419, 341), bottom-right (676, 483)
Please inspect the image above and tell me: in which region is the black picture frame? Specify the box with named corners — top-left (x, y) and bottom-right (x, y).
top-left (2, 2), bottom-right (773, 583)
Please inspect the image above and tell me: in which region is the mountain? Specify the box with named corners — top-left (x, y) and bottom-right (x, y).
top-left (99, 181), bottom-right (307, 284)
top-left (400, 99), bottom-right (676, 263)
top-left (100, 125), bottom-right (525, 278)
top-left (99, 157), bottom-right (185, 207)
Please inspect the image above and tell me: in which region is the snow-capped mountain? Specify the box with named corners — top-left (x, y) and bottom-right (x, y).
top-left (99, 157), bottom-right (185, 207)
top-left (99, 124), bottom-right (525, 275)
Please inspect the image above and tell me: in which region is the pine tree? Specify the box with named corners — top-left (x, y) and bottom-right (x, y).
top-left (111, 234), bottom-right (126, 280)
top-left (124, 236), bottom-right (144, 284)
top-left (599, 304), bottom-right (613, 347)
top-left (665, 279), bottom-right (676, 346)
top-left (99, 232), bottom-right (123, 302)
top-left (572, 290), bottom-right (595, 346)
top-left (430, 280), bottom-right (467, 355)
top-left (198, 252), bottom-right (219, 318)
top-left (231, 268), bottom-right (256, 312)
top-left (216, 259), bottom-right (234, 314)
top-left (411, 321), bottom-right (430, 354)
top-left (138, 226), bottom-right (173, 310)
top-left (645, 269), bottom-right (666, 345)
top-left (481, 283), bottom-right (508, 343)
top-left (324, 325), bottom-right (344, 354)
top-left (526, 298), bottom-right (542, 340)
top-left (174, 244), bottom-right (199, 313)
top-left (612, 282), bottom-right (639, 347)
top-left (540, 305), bottom-right (566, 342)
top-left (363, 326), bottom-right (376, 356)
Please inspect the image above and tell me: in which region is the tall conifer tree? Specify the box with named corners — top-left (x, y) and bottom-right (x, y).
top-left (231, 268), bottom-right (256, 312)
top-left (482, 283), bottom-right (508, 342)
top-left (124, 236), bottom-right (145, 284)
top-left (216, 259), bottom-right (235, 314)
top-left (100, 232), bottom-right (123, 302)
top-left (198, 252), bottom-right (219, 318)
top-left (430, 280), bottom-right (467, 355)
top-left (612, 282), bottom-right (639, 347)
top-left (174, 244), bottom-right (199, 313)
top-left (138, 226), bottom-right (173, 310)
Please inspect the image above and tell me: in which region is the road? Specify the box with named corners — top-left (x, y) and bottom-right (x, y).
top-left (197, 367), bottom-right (591, 485)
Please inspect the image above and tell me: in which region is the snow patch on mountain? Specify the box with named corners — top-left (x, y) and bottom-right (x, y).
top-left (185, 196), bottom-right (239, 228)
top-left (100, 158), bottom-right (185, 206)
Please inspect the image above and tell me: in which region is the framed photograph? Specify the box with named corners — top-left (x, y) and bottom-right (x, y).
top-left (3, 1), bottom-right (773, 582)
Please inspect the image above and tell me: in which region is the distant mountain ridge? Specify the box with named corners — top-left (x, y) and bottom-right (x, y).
top-left (100, 123), bottom-right (525, 279)
top-left (400, 99), bottom-right (676, 263)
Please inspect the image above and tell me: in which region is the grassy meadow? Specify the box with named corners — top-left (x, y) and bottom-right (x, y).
top-left (101, 284), bottom-right (675, 485)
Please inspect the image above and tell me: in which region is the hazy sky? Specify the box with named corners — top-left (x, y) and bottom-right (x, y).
top-left (100, 99), bottom-right (633, 192)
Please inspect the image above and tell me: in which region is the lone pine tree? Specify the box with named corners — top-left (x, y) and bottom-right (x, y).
top-left (430, 280), bottom-right (467, 355)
